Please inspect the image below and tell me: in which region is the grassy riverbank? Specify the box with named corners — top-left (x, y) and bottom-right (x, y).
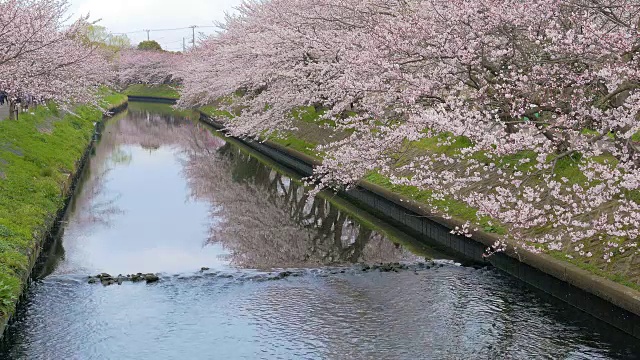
top-left (124, 84), bottom-right (180, 100)
top-left (0, 91), bottom-right (126, 320)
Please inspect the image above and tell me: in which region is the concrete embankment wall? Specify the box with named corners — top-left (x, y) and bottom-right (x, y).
top-left (0, 101), bottom-right (129, 341)
top-left (126, 96), bottom-right (177, 104)
top-left (192, 108), bottom-right (640, 339)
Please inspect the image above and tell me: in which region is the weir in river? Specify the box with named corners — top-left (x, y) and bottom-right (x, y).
top-left (1, 102), bottom-right (639, 359)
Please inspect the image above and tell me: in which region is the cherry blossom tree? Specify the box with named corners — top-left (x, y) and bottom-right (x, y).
top-left (116, 49), bottom-right (182, 89)
top-left (0, 0), bottom-right (112, 117)
top-left (179, 0), bottom-right (640, 279)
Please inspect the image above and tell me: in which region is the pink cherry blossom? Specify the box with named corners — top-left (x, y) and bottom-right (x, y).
top-left (116, 49), bottom-right (182, 88)
top-left (177, 0), bottom-right (640, 271)
top-left (0, 0), bottom-right (112, 111)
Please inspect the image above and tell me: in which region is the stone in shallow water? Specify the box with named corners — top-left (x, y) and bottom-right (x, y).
top-left (144, 274), bottom-right (160, 283)
top-left (101, 279), bottom-right (115, 286)
top-left (86, 262), bottom-right (443, 287)
top-left (87, 272), bottom-right (161, 286)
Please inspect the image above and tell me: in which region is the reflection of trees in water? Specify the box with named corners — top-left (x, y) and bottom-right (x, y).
top-left (113, 108), bottom-right (204, 151)
top-left (70, 126), bottom-right (123, 231)
top-left (74, 109), bottom-right (224, 230)
top-left (73, 103), bottom-right (415, 269)
top-left (183, 140), bottom-right (416, 269)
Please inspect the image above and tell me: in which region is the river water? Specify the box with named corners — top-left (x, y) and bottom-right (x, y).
top-left (1, 102), bottom-right (639, 359)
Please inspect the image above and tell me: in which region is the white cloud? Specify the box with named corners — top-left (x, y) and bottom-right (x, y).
top-left (68, 0), bottom-right (242, 51)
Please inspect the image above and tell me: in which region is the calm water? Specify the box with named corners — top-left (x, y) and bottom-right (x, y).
top-left (2, 102), bottom-right (639, 359)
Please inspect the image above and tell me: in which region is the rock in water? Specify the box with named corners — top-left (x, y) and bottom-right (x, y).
top-left (144, 274), bottom-right (160, 284)
top-left (101, 279), bottom-right (115, 286)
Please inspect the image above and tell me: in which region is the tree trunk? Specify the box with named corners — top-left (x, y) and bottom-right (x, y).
top-left (8, 100), bottom-right (15, 120)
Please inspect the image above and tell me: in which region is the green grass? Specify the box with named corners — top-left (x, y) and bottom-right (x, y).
top-left (123, 84), bottom-right (180, 100)
top-left (97, 86), bottom-right (128, 109)
top-left (580, 128), bottom-right (616, 140)
top-left (201, 103), bottom-right (325, 158)
top-left (292, 106), bottom-right (335, 127)
top-left (0, 94), bottom-right (124, 320)
top-left (200, 105), bottom-right (234, 119)
top-left (411, 132), bottom-right (473, 156)
top-left (269, 134), bottom-right (320, 158)
top-left (102, 92), bottom-right (128, 109)
top-left (364, 172), bottom-right (507, 235)
top-left (549, 251), bottom-right (640, 292)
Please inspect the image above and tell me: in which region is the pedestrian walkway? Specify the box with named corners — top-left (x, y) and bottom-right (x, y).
top-left (0, 103), bottom-right (8, 121)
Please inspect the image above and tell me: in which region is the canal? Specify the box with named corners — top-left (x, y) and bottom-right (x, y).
top-left (1, 102), bottom-right (639, 359)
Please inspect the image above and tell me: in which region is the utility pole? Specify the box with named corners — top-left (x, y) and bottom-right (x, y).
top-left (144, 29), bottom-right (150, 41)
top-left (183, 37), bottom-right (186, 52)
top-left (190, 25), bottom-right (197, 49)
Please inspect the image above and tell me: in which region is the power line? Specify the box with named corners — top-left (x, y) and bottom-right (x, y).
top-left (112, 30), bottom-right (147, 35)
top-left (163, 39), bottom-right (185, 45)
top-left (111, 25), bottom-right (220, 51)
top-left (112, 25), bottom-right (218, 36)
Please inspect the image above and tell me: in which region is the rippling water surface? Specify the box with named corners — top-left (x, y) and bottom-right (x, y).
top-left (2, 103), bottom-right (639, 359)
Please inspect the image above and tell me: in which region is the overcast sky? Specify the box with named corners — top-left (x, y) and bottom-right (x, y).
top-left (68, 0), bottom-right (242, 52)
